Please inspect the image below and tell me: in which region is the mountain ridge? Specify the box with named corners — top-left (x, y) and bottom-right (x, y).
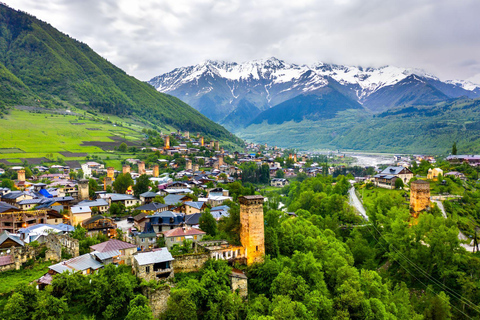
top-left (149, 57), bottom-right (480, 130)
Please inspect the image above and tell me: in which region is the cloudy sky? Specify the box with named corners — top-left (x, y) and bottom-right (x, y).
top-left (7, 0), bottom-right (480, 82)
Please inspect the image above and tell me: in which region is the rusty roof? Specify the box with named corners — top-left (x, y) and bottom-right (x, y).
top-left (161, 227), bottom-right (206, 238)
top-left (90, 239), bottom-right (136, 252)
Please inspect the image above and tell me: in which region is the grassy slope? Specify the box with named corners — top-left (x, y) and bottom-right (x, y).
top-left (239, 98), bottom-right (480, 154)
top-left (0, 5), bottom-right (241, 145)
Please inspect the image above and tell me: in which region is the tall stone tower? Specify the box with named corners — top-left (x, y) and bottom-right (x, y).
top-left (410, 180), bottom-right (431, 217)
top-left (218, 154), bottom-right (224, 167)
top-left (17, 169), bottom-right (25, 182)
top-left (215, 141), bottom-right (220, 151)
top-left (138, 161), bottom-right (146, 175)
top-left (294, 154), bottom-right (297, 162)
top-left (78, 179), bottom-right (89, 200)
top-left (153, 165), bottom-right (159, 177)
top-left (210, 141), bottom-right (215, 149)
top-left (122, 165), bottom-right (130, 174)
top-left (165, 136), bottom-right (170, 149)
top-left (184, 131), bottom-right (190, 139)
top-left (186, 159), bottom-right (193, 171)
top-left (193, 164), bottom-right (199, 172)
top-left (239, 195), bottom-right (265, 265)
top-left (200, 137), bottom-right (204, 147)
top-left (107, 167), bottom-right (115, 180)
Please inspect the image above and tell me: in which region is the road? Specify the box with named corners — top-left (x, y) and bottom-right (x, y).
top-left (433, 199), bottom-right (475, 252)
top-left (348, 187), bottom-right (369, 221)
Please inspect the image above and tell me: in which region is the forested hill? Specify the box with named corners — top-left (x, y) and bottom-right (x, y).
top-left (0, 4), bottom-right (240, 145)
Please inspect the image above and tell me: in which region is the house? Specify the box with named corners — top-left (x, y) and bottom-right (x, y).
top-left (77, 199), bottom-right (109, 213)
top-left (271, 178), bottom-right (289, 187)
top-left (373, 174), bottom-right (398, 189)
top-left (446, 155), bottom-right (480, 166)
top-left (144, 211), bottom-right (184, 233)
top-left (378, 166), bottom-right (413, 184)
top-left (185, 212), bottom-right (202, 228)
top-left (136, 202), bottom-right (169, 214)
top-left (445, 171), bottom-right (466, 180)
top-left (104, 193), bottom-right (141, 208)
top-left (160, 226), bottom-right (206, 249)
top-left (1, 191), bottom-right (33, 206)
top-left (135, 232), bottom-right (157, 251)
top-left (210, 205), bottom-right (230, 220)
top-left (427, 168), bottom-right (443, 181)
top-left (139, 191), bottom-right (158, 204)
top-left (174, 201), bottom-right (206, 214)
top-left (90, 239), bottom-right (137, 265)
top-left (82, 215), bottom-right (117, 238)
top-left (164, 194), bottom-right (193, 207)
top-left (70, 206), bottom-right (92, 225)
top-left (48, 253), bottom-right (104, 276)
top-left (0, 231), bottom-right (24, 248)
top-left (133, 248), bottom-right (174, 281)
top-left (17, 224), bottom-right (74, 244)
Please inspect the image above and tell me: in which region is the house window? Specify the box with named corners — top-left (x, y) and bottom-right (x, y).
top-left (141, 238), bottom-right (145, 243)
top-left (146, 266), bottom-right (150, 273)
top-left (194, 235), bottom-right (197, 240)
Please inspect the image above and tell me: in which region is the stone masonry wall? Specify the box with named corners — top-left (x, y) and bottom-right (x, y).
top-left (172, 253), bottom-right (210, 273)
top-left (142, 285), bottom-right (171, 319)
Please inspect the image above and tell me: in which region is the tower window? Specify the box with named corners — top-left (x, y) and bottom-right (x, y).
top-left (256, 246), bottom-right (258, 251)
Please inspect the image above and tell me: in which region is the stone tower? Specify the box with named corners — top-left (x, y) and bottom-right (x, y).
top-left (186, 159), bottom-right (193, 171)
top-left (294, 154), bottom-right (297, 162)
top-left (138, 161), bottom-right (146, 175)
top-left (289, 153), bottom-right (292, 160)
top-left (184, 131), bottom-right (190, 139)
top-left (122, 165), bottom-right (131, 174)
top-left (107, 167), bottom-right (115, 180)
top-left (218, 154), bottom-right (224, 167)
top-left (215, 141), bottom-right (220, 151)
top-left (200, 137), bottom-right (204, 147)
top-left (410, 180), bottom-right (431, 217)
top-left (17, 169), bottom-right (25, 182)
top-left (165, 136), bottom-right (170, 149)
top-left (239, 195), bottom-right (265, 266)
top-left (193, 164), bottom-right (199, 172)
top-left (210, 141), bottom-right (215, 149)
top-left (153, 165), bottom-right (159, 177)
top-left (78, 179), bottom-right (89, 200)
top-left (104, 177), bottom-right (113, 191)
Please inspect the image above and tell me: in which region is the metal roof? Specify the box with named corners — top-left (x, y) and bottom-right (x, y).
top-left (90, 239), bottom-right (136, 252)
top-left (0, 231), bottom-right (24, 247)
top-left (134, 248), bottom-right (174, 266)
top-left (93, 250), bottom-right (121, 261)
top-left (71, 206), bottom-right (92, 214)
top-left (77, 199), bottom-right (109, 207)
top-left (65, 253), bottom-right (103, 271)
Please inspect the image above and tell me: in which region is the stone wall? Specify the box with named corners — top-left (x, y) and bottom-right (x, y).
top-left (0, 246), bottom-right (36, 272)
top-left (142, 285), bottom-right (171, 319)
top-left (231, 276), bottom-right (247, 298)
top-left (45, 233), bottom-right (79, 261)
top-left (172, 253), bottom-right (210, 273)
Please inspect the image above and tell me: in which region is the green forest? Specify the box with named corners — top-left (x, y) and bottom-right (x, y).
top-left (3, 174), bottom-right (480, 319)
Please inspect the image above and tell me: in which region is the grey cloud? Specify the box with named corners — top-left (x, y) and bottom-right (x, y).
top-left (6, 0), bottom-right (480, 82)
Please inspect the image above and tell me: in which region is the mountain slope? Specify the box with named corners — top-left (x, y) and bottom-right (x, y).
top-left (0, 4), bottom-right (239, 144)
top-left (250, 87), bottom-right (362, 125)
top-left (149, 58), bottom-right (480, 130)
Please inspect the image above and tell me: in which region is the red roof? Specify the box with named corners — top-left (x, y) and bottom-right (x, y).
top-left (90, 239), bottom-right (136, 252)
top-left (162, 227), bottom-right (206, 238)
top-left (38, 273), bottom-right (53, 285)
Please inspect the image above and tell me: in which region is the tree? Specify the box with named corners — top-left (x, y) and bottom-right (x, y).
top-left (395, 178), bottom-right (404, 189)
top-left (113, 173), bottom-right (134, 194)
top-left (119, 142), bottom-right (128, 153)
top-left (133, 174), bottom-right (150, 196)
top-left (199, 209), bottom-right (217, 236)
top-left (452, 142), bottom-right (457, 155)
top-left (110, 202), bottom-right (126, 216)
top-left (163, 289), bottom-right (198, 320)
top-left (1, 178), bottom-right (14, 189)
top-left (153, 195), bottom-right (165, 204)
top-left (275, 170), bottom-right (285, 178)
top-left (125, 295), bottom-right (153, 320)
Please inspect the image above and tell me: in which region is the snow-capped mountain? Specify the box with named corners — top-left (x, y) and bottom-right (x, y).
top-left (148, 57), bottom-right (480, 129)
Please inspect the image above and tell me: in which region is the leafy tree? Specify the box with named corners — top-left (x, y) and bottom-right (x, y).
top-left (113, 173), bottom-right (134, 194)
top-left (275, 170), bottom-right (285, 178)
top-left (119, 142), bottom-right (128, 153)
top-left (163, 288), bottom-right (198, 320)
top-left (133, 174), bottom-right (150, 196)
top-left (1, 178), bottom-right (14, 189)
top-left (395, 178), bottom-right (405, 189)
top-left (452, 142), bottom-right (457, 155)
top-left (199, 209), bottom-right (217, 236)
top-left (153, 195), bottom-right (165, 204)
top-left (88, 178), bottom-right (99, 198)
top-left (110, 202), bottom-right (126, 216)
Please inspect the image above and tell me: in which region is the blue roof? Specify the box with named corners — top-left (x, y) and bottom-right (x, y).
top-left (18, 223), bottom-right (74, 234)
top-left (211, 205), bottom-right (230, 212)
top-left (39, 189), bottom-right (53, 198)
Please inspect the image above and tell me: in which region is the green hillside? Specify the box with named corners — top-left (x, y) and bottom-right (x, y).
top-left (0, 4), bottom-right (240, 145)
top-left (239, 98), bottom-right (480, 154)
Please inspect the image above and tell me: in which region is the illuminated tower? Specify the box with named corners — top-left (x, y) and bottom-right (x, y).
top-left (239, 195), bottom-right (265, 265)
top-left (153, 165), bottom-right (159, 177)
top-left (17, 169), bottom-right (25, 182)
top-left (122, 165), bottom-right (130, 174)
top-left (165, 136), bottom-right (170, 149)
top-left (410, 180), bottom-right (431, 217)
